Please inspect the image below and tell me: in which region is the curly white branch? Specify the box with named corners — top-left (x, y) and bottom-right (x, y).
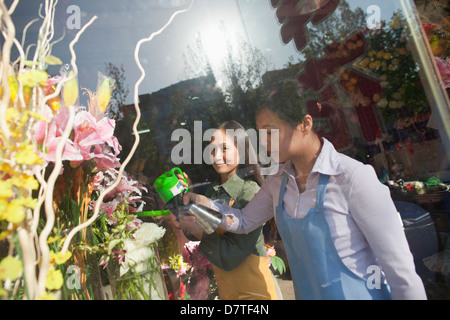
top-left (7, 0), bottom-right (19, 15)
top-left (17, 224), bottom-right (38, 299)
top-left (20, 18), bottom-right (40, 51)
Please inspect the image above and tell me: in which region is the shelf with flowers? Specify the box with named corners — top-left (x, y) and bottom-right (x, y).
top-left (354, 12), bottom-right (430, 125)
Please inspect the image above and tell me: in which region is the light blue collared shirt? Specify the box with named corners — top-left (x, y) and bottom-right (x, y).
top-left (213, 138), bottom-right (426, 300)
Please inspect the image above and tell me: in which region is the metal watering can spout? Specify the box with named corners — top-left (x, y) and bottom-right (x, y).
top-left (181, 203), bottom-right (223, 234)
top-left (152, 167), bottom-right (223, 233)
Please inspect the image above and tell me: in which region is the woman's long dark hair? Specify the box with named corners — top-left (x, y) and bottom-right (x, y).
top-left (217, 120), bottom-right (265, 187)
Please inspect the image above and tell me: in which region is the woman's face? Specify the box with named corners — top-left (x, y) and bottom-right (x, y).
top-left (256, 108), bottom-right (298, 164)
top-left (209, 129), bottom-right (240, 176)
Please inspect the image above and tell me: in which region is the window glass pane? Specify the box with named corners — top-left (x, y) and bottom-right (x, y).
top-left (4, 0), bottom-right (449, 300)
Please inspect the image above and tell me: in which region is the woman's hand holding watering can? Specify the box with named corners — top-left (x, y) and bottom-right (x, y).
top-left (175, 172), bottom-right (191, 189)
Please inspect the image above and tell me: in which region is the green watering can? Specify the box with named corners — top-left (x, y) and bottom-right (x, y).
top-left (142, 167), bottom-right (224, 234)
top-left (137, 167), bottom-right (188, 219)
top-left (153, 167), bottom-right (188, 204)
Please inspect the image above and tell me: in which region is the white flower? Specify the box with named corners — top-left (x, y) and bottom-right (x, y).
top-left (389, 100), bottom-right (398, 109)
top-left (415, 181), bottom-right (424, 190)
top-left (392, 91), bottom-right (402, 100)
top-left (133, 222), bottom-right (166, 246)
top-left (120, 239), bottom-right (154, 276)
top-left (377, 98), bottom-right (388, 108)
top-left (118, 223), bottom-right (166, 276)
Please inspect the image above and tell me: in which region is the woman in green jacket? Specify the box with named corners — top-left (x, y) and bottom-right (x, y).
top-left (178, 120), bottom-right (280, 300)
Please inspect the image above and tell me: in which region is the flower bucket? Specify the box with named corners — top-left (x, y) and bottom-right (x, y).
top-left (107, 244), bottom-right (168, 300)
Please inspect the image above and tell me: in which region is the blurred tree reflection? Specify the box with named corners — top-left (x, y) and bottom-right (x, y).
top-left (181, 24), bottom-right (271, 128)
top-left (105, 63), bottom-right (130, 122)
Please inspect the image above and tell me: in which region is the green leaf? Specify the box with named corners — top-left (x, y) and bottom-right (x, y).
top-left (42, 55), bottom-right (63, 65)
top-left (270, 256), bottom-right (286, 275)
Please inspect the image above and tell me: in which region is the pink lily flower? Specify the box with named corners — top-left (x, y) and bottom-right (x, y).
top-left (71, 110), bottom-right (121, 170)
top-left (32, 105), bottom-right (83, 163)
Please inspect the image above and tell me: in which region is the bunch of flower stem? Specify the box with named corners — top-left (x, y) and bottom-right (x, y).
top-left (109, 254), bottom-right (164, 300)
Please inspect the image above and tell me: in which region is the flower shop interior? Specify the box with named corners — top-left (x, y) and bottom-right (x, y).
top-left (0, 0), bottom-right (449, 300)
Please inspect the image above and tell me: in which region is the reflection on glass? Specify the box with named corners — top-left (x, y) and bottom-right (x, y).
top-left (4, 0), bottom-right (449, 300)
top-left (239, 0), bottom-right (449, 300)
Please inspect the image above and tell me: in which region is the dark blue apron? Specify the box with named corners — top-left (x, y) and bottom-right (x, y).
top-left (275, 173), bottom-right (392, 300)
